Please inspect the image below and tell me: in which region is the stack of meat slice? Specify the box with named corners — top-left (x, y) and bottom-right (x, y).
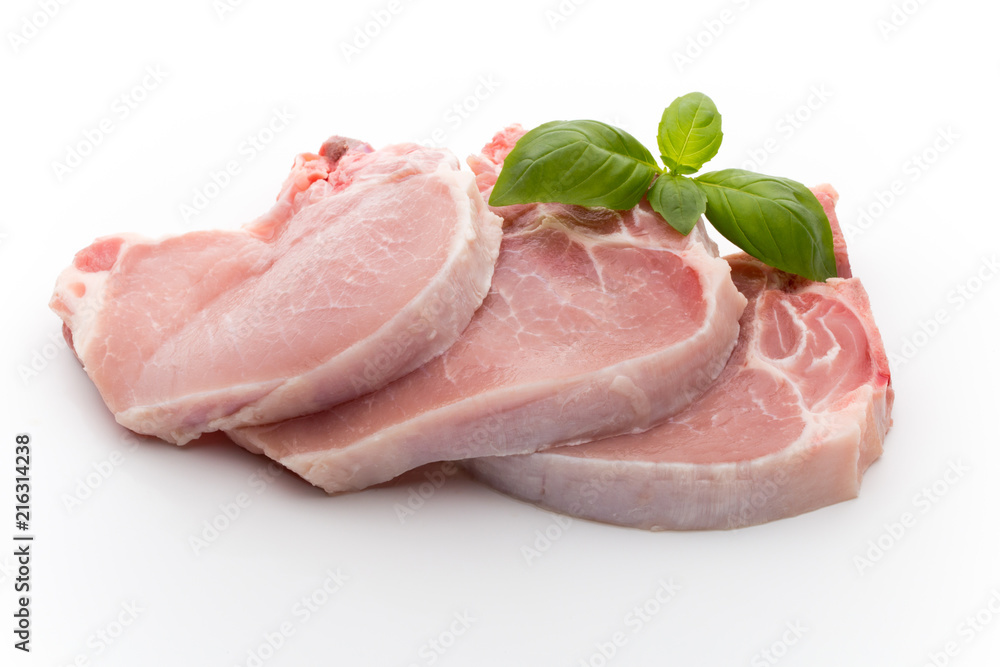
top-left (51, 125), bottom-right (893, 529)
top-left (467, 234), bottom-right (894, 529)
top-left (225, 127), bottom-right (746, 493)
top-left (459, 137), bottom-right (892, 530)
top-left (50, 137), bottom-right (504, 444)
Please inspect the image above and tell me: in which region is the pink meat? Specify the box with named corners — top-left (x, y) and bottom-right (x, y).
top-left (467, 188), bottom-right (894, 530)
top-left (49, 137), bottom-right (503, 444)
top-left (226, 125), bottom-right (747, 493)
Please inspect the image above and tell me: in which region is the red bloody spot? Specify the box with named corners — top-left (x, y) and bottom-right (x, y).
top-left (69, 282), bottom-right (86, 297)
top-left (74, 237), bottom-right (124, 273)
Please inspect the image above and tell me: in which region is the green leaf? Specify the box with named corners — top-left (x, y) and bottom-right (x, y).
top-left (657, 92), bottom-right (723, 176)
top-left (647, 173), bottom-right (706, 235)
top-left (488, 120), bottom-right (660, 210)
top-left (694, 169), bottom-right (837, 281)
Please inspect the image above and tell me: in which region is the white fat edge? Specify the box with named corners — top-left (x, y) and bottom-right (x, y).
top-left (434, 160), bottom-right (495, 252)
top-left (215, 159), bottom-right (499, 427)
top-left (608, 374), bottom-right (652, 423)
top-left (688, 217), bottom-right (719, 256)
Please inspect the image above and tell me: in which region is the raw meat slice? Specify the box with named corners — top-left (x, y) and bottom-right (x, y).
top-left (49, 137), bottom-right (503, 445)
top-left (226, 125), bottom-right (747, 494)
top-left (467, 185), bottom-right (894, 530)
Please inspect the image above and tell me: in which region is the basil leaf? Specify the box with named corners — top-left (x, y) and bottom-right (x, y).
top-left (489, 120), bottom-right (660, 210)
top-left (647, 173), bottom-right (706, 235)
top-left (694, 169), bottom-right (837, 281)
top-left (657, 92), bottom-right (723, 176)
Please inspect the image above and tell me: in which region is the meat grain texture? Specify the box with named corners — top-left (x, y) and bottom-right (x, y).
top-left (467, 186), bottom-right (895, 529)
top-left (50, 125), bottom-right (893, 531)
top-left (50, 137), bottom-right (503, 444)
top-left (226, 126), bottom-right (747, 493)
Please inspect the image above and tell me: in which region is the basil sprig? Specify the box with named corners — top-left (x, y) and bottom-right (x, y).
top-left (488, 92), bottom-right (837, 282)
top-left (657, 92), bottom-right (723, 175)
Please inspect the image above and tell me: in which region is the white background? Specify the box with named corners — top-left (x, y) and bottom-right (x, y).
top-left (2, 0), bottom-right (999, 665)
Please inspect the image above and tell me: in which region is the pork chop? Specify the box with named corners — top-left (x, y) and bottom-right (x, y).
top-left (50, 137), bottom-right (503, 444)
top-left (225, 125), bottom-right (747, 493)
top-left (467, 185), bottom-right (894, 530)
